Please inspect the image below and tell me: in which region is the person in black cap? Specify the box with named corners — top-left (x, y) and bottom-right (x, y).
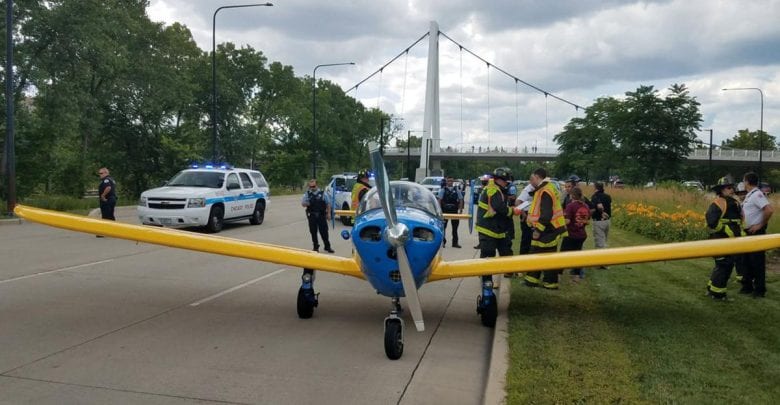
top-left (590, 182), bottom-right (612, 269)
top-left (705, 176), bottom-right (744, 300)
top-left (302, 178), bottom-right (333, 253)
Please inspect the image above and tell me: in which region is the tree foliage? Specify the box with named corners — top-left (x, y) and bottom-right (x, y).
top-left (1, 1), bottom-right (387, 200)
top-left (722, 129), bottom-right (778, 151)
top-left (555, 84), bottom-right (702, 183)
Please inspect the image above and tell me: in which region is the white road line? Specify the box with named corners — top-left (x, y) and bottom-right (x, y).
top-left (0, 259), bottom-right (114, 285)
top-left (189, 268), bottom-right (287, 307)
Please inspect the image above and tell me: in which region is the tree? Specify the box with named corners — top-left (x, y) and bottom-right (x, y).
top-left (722, 129), bottom-right (777, 151)
top-left (555, 84), bottom-right (702, 184)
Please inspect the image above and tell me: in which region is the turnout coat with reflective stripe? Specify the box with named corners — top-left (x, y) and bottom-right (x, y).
top-left (476, 181), bottom-right (511, 239)
top-left (706, 196), bottom-right (744, 239)
top-left (527, 181), bottom-right (567, 248)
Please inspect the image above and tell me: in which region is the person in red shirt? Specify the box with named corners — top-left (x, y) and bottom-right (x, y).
top-left (561, 187), bottom-right (590, 282)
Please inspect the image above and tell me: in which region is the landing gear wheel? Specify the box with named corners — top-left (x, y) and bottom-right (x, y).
top-left (340, 203), bottom-right (352, 226)
top-left (297, 288), bottom-right (316, 319)
top-left (479, 295), bottom-right (497, 328)
top-left (249, 200), bottom-right (265, 225)
top-left (205, 205), bottom-right (224, 233)
top-left (384, 319), bottom-right (404, 360)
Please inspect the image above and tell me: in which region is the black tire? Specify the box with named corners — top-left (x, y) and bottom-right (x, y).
top-left (249, 200), bottom-right (265, 225)
top-left (340, 202), bottom-right (352, 226)
top-left (297, 288), bottom-right (315, 319)
top-left (205, 205), bottom-right (224, 233)
top-left (480, 296), bottom-right (498, 328)
top-left (384, 319), bottom-right (404, 360)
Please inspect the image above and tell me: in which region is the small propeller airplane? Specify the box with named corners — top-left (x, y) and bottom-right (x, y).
top-left (14, 143), bottom-right (780, 360)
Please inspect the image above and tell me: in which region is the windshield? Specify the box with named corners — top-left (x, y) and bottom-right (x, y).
top-left (358, 182), bottom-right (442, 217)
top-left (167, 171), bottom-right (225, 188)
top-left (421, 177), bottom-right (441, 185)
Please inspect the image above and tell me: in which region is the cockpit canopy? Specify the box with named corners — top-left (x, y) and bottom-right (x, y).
top-left (358, 181), bottom-right (442, 217)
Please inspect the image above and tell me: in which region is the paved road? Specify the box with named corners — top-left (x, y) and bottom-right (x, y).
top-left (0, 195), bottom-right (496, 404)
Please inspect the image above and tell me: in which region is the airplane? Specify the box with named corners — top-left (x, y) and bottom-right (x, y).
top-left (13, 143), bottom-right (780, 360)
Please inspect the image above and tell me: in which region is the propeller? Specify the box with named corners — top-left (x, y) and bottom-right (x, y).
top-left (369, 142), bottom-right (425, 332)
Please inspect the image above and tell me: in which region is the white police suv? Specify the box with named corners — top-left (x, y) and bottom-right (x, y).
top-left (137, 165), bottom-right (270, 233)
top-left (325, 172), bottom-right (375, 225)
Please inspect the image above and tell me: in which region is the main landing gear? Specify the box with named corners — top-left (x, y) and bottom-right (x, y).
top-left (297, 269), bottom-right (319, 319)
top-left (476, 276), bottom-right (497, 327)
top-left (384, 297), bottom-right (405, 360)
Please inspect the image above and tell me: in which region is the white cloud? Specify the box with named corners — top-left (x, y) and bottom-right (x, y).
top-left (147, 0), bottom-right (780, 151)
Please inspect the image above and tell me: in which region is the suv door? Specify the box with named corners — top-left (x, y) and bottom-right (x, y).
top-left (239, 172), bottom-right (257, 212)
top-left (225, 172), bottom-right (243, 218)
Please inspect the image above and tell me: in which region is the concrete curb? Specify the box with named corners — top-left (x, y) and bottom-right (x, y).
top-left (483, 277), bottom-right (511, 405)
top-left (0, 217), bottom-right (22, 225)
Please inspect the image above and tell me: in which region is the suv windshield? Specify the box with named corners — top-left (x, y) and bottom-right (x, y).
top-left (421, 177), bottom-right (441, 185)
top-left (358, 182), bottom-right (442, 217)
top-left (167, 171), bottom-right (225, 188)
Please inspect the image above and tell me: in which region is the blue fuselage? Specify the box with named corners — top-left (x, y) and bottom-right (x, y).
top-left (351, 208), bottom-right (444, 297)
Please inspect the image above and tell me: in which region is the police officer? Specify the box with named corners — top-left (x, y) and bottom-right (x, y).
top-left (705, 176), bottom-right (744, 300)
top-left (438, 176), bottom-right (464, 248)
top-left (302, 178), bottom-right (333, 253)
top-left (95, 167), bottom-right (117, 238)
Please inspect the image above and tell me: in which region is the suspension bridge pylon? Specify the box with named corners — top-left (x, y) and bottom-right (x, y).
top-left (417, 21), bottom-right (441, 182)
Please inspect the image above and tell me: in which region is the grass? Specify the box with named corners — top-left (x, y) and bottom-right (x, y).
top-left (505, 227), bottom-right (780, 404)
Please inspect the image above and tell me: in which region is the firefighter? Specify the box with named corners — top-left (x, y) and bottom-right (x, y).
top-left (475, 167), bottom-right (514, 326)
top-left (348, 169), bottom-right (372, 226)
top-left (523, 167), bottom-right (568, 289)
top-left (705, 176), bottom-right (745, 300)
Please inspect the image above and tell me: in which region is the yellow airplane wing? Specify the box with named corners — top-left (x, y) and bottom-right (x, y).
top-left (14, 205), bottom-right (363, 279)
top-left (334, 209), bottom-right (470, 221)
top-left (428, 235), bottom-right (780, 281)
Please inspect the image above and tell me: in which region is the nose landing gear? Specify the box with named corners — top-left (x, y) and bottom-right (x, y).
top-left (384, 297), bottom-right (405, 360)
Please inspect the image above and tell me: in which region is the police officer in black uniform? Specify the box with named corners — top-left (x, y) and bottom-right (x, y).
top-left (96, 167), bottom-right (116, 238)
top-left (302, 178), bottom-right (333, 253)
top-left (438, 176), bottom-right (464, 248)
top-left (98, 167), bottom-right (117, 220)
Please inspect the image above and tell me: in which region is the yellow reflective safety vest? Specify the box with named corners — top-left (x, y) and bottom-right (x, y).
top-left (527, 180), bottom-right (567, 248)
top-left (706, 196), bottom-right (744, 238)
top-left (476, 180), bottom-right (511, 239)
top-left (351, 181), bottom-right (370, 210)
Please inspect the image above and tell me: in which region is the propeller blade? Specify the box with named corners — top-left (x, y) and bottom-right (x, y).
top-left (396, 246), bottom-right (425, 332)
top-left (369, 142), bottom-right (397, 227)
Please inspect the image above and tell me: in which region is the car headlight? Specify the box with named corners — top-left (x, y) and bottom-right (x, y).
top-left (138, 196), bottom-right (147, 206)
top-left (188, 198), bottom-right (206, 208)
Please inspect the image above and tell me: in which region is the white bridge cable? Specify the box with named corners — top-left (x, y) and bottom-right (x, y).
top-left (346, 32), bottom-right (430, 93)
top-left (486, 62), bottom-right (491, 147)
top-left (401, 50), bottom-right (408, 117)
top-left (438, 31), bottom-right (584, 111)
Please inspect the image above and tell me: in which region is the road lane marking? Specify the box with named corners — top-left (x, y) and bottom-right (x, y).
top-left (189, 268), bottom-right (287, 307)
top-left (0, 259), bottom-right (114, 285)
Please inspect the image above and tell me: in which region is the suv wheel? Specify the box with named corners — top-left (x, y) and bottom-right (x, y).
top-left (206, 205), bottom-right (224, 233)
top-left (250, 200), bottom-right (265, 225)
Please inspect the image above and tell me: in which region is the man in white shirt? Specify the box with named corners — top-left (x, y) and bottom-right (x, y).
top-left (740, 172), bottom-right (774, 298)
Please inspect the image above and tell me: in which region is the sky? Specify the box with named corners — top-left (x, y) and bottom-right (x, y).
top-left (147, 0), bottom-right (780, 152)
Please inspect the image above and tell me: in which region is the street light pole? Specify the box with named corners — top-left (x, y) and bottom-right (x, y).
top-left (722, 87), bottom-right (764, 180)
top-left (702, 128), bottom-right (713, 179)
top-left (312, 62), bottom-right (355, 178)
top-left (5, 0), bottom-right (16, 215)
top-left (212, 3), bottom-right (273, 162)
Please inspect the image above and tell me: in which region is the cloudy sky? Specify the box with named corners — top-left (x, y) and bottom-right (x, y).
top-left (148, 0), bottom-right (779, 151)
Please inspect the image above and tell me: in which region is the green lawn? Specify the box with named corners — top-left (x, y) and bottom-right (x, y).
top-left (505, 228), bottom-right (780, 404)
